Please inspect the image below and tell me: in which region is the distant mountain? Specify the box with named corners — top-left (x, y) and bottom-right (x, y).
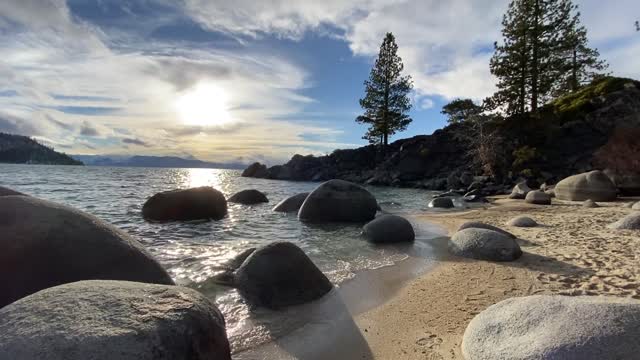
top-left (72, 154), bottom-right (246, 169)
top-left (0, 133), bottom-right (83, 165)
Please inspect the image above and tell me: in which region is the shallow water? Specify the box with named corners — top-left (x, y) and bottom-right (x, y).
top-left (0, 164), bottom-right (461, 352)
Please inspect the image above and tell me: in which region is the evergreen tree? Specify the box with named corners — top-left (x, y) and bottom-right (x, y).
top-left (441, 99), bottom-right (483, 124)
top-left (357, 32), bottom-right (413, 146)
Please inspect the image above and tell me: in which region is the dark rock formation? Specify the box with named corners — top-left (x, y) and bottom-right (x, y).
top-left (272, 193), bottom-right (309, 213)
top-left (298, 179), bottom-right (377, 223)
top-left (143, 186), bottom-right (227, 221)
top-left (362, 215), bottom-right (415, 243)
top-left (228, 189), bottom-right (269, 204)
top-left (449, 228), bottom-right (522, 262)
top-left (555, 170), bottom-right (618, 202)
top-left (428, 197), bottom-right (454, 209)
top-left (241, 162), bottom-right (269, 178)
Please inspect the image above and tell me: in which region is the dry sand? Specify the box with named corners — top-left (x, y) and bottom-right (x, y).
top-left (356, 197), bottom-right (639, 359)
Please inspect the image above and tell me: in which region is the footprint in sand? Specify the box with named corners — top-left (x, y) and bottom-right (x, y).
top-left (416, 334), bottom-right (443, 349)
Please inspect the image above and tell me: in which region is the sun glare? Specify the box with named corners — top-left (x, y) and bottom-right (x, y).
top-left (175, 83), bottom-right (232, 126)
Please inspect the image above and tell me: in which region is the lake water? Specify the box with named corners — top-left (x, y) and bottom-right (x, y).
top-left (0, 164), bottom-right (461, 353)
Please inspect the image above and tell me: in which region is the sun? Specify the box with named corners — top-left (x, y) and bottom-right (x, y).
top-left (174, 83), bottom-right (232, 126)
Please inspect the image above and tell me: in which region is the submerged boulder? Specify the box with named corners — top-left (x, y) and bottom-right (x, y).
top-left (241, 162), bottom-right (269, 178)
top-left (298, 179), bottom-right (377, 223)
top-left (555, 170), bottom-right (617, 202)
top-left (0, 186), bottom-right (24, 197)
top-left (449, 228), bottom-right (522, 262)
top-left (0, 196), bottom-right (173, 308)
top-left (508, 182), bottom-right (531, 199)
top-left (608, 212), bottom-right (640, 230)
top-left (0, 280), bottom-right (231, 360)
top-left (458, 222), bottom-right (516, 239)
top-left (228, 189), bottom-right (269, 204)
top-left (507, 216), bottom-right (538, 228)
top-left (525, 190), bottom-right (552, 205)
top-left (143, 186), bottom-right (227, 221)
top-left (363, 215), bottom-right (415, 243)
top-left (272, 192), bottom-right (309, 213)
top-left (462, 295), bottom-right (640, 360)
top-left (428, 197), bottom-right (454, 209)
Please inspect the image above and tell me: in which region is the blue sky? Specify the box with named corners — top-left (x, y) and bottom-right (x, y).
top-left (0, 0), bottom-right (638, 164)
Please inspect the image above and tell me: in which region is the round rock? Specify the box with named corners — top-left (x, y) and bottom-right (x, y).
top-left (228, 189), bottom-right (269, 204)
top-left (428, 197), bottom-right (455, 209)
top-left (0, 280), bottom-right (231, 360)
top-left (298, 179), bottom-right (377, 223)
top-left (507, 216), bottom-right (538, 228)
top-left (272, 192), bottom-right (309, 213)
top-left (143, 186), bottom-right (227, 221)
top-left (608, 212), bottom-right (640, 230)
top-left (363, 215), bottom-right (415, 243)
top-left (508, 182), bottom-right (531, 199)
top-left (458, 221), bottom-right (516, 239)
top-left (555, 170), bottom-right (617, 202)
top-left (449, 228), bottom-right (522, 262)
top-left (582, 199), bottom-right (600, 208)
top-left (525, 190), bottom-right (552, 205)
top-left (462, 295), bottom-right (640, 360)
top-left (0, 196), bottom-right (173, 308)
top-left (0, 186), bottom-right (24, 196)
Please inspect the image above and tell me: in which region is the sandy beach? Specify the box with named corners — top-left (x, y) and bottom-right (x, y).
top-left (356, 197), bottom-right (640, 359)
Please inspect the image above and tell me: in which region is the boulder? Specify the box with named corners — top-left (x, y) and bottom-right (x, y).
top-left (555, 170), bottom-right (617, 202)
top-left (507, 216), bottom-right (538, 227)
top-left (0, 280), bottom-right (231, 360)
top-left (525, 190), bottom-right (552, 205)
top-left (462, 295), bottom-right (640, 360)
top-left (362, 215), bottom-right (415, 243)
top-left (234, 242), bottom-right (333, 309)
top-left (458, 222), bottom-right (516, 239)
top-left (583, 199), bottom-right (600, 208)
top-left (241, 162), bottom-right (269, 178)
top-left (429, 197), bottom-right (455, 209)
top-left (608, 212), bottom-right (640, 230)
top-left (298, 179), bottom-right (377, 223)
top-left (143, 186), bottom-right (227, 221)
top-left (0, 186), bottom-right (24, 196)
top-left (545, 189), bottom-right (556, 198)
top-left (0, 196), bottom-right (173, 308)
top-left (228, 189), bottom-right (269, 204)
top-left (632, 201), bottom-right (640, 211)
top-left (508, 181), bottom-right (531, 199)
top-left (272, 192), bottom-right (309, 213)
top-left (449, 228), bottom-right (522, 262)
top-left (463, 195), bottom-right (488, 203)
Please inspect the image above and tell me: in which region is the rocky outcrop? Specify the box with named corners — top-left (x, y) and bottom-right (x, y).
top-left (272, 193), bottom-right (309, 213)
top-left (362, 215), bottom-right (415, 243)
top-left (428, 197), bottom-right (454, 209)
top-left (228, 189), bottom-right (269, 204)
top-left (0, 196), bottom-right (173, 308)
top-left (555, 170), bottom-right (617, 202)
top-left (462, 295), bottom-right (640, 360)
top-left (0, 280), bottom-right (231, 360)
top-left (507, 216), bottom-right (538, 227)
top-left (241, 162), bottom-right (269, 178)
top-left (298, 179), bottom-right (377, 223)
top-left (608, 212), bottom-right (640, 230)
top-left (458, 222), bottom-right (516, 239)
top-left (0, 186), bottom-right (24, 196)
top-left (525, 190), bottom-right (552, 205)
top-left (449, 228), bottom-right (522, 262)
top-left (143, 186), bottom-right (227, 221)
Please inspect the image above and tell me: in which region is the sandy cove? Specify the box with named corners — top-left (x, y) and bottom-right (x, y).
top-left (356, 197), bottom-right (639, 360)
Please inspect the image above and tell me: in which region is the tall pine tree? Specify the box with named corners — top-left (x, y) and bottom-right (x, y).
top-left (357, 33), bottom-right (413, 146)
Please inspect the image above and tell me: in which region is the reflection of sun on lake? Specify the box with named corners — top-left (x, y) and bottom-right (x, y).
top-left (184, 168), bottom-right (223, 189)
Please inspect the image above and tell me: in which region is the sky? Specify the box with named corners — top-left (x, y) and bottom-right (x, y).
top-left (0, 0), bottom-right (638, 165)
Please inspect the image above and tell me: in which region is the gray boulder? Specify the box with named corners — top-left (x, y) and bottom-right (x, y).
top-left (608, 212), bottom-right (640, 230)
top-left (545, 189), bottom-right (556, 198)
top-left (458, 222), bottom-right (516, 239)
top-left (241, 162), bottom-right (268, 178)
top-left (0, 280), bottom-right (231, 360)
top-left (449, 228), bottom-right (522, 262)
top-left (228, 189), bottom-right (269, 204)
top-left (233, 242), bottom-right (333, 309)
top-left (298, 179), bottom-right (377, 223)
top-left (363, 215), bottom-right (415, 243)
top-left (143, 186), bottom-right (227, 221)
top-left (508, 182), bottom-right (531, 199)
top-left (583, 199), bottom-right (600, 208)
top-left (462, 295), bottom-right (640, 360)
top-left (555, 170), bottom-right (617, 202)
top-left (0, 186), bottom-right (24, 196)
top-left (272, 192), bottom-right (309, 213)
top-left (507, 216), bottom-right (538, 227)
top-left (429, 197), bottom-right (455, 209)
top-left (525, 190), bottom-right (552, 205)
top-left (0, 196), bottom-right (173, 308)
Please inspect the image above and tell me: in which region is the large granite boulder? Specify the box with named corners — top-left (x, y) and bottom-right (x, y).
top-left (508, 182), bottom-right (531, 199)
top-left (0, 196), bottom-right (173, 308)
top-left (462, 295), bottom-right (640, 360)
top-left (428, 197), bottom-right (454, 209)
top-left (525, 190), bottom-right (552, 205)
top-left (458, 222), bottom-right (516, 239)
top-left (272, 192), bottom-right (309, 213)
top-left (449, 228), bottom-right (522, 262)
top-left (298, 179), bottom-right (377, 223)
top-left (0, 186), bottom-right (24, 196)
top-left (363, 215), bottom-right (415, 243)
top-left (608, 212), bottom-right (640, 230)
top-left (507, 216), bottom-right (538, 227)
top-left (555, 170), bottom-right (617, 202)
top-left (143, 186), bottom-right (227, 221)
top-left (228, 189), bottom-right (269, 204)
top-left (233, 242), bottom-right (333, 309)
top-left (241, 162), bottom-right (269, 178)
top-left (0, 280), bottom-right (231, 360)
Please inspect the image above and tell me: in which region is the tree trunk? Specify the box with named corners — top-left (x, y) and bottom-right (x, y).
top-left (530, 0), bottom-right (540, 112)
top-left (571, 47), bottom-right (578, 91)
top-left (383, 132), bottom-right (388, 146)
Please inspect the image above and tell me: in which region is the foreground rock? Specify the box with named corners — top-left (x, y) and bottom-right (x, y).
top-left (241, 162), bottom-right (268, 178)
top-left (508, 182), bottom-right (531, 199)
top-left (363, 215), bottom-right (415, 243)
top-left (632, 201), bottom-right (640, 211)
top-left (525, 190), bottom-right (552, 205)
top-left (428, 197), bottom-right (454, 209)
top-left (0, 281), bottom-right (231, 360)
top-left (449, 228), bottom-right (522, 262)
top-left (226, 242), bottom-right (332, 309)
top-left (143, 186), bottom-right (227, 221)
top-left (272, 192), bottom-right (309, 213)
top-left (555, 170), bottom-right (617, 202)
top-left (298, 179), bottom-right (377, 223)
top-left (0, 186), bottom-right (24, 196)
top-left (0, 196), bottom-right (173, 308)
top-left (583, 199), bottom-right (600, 208)
top-left (228, 189), bottom-right (269, 204)
top-left (458, 222), bottom-right (516, 239)
top-left (507, 216), bottom-right (538, 227)
top-left (462, 295), bottom-right (640, 360)
top-left (608, 212), bottom-right (640, 230)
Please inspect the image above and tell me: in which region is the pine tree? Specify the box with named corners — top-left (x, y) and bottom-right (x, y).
top-left (357, 32), bottom-right (413, 146)
top-left (441, 99), bottom-right (483, 124)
